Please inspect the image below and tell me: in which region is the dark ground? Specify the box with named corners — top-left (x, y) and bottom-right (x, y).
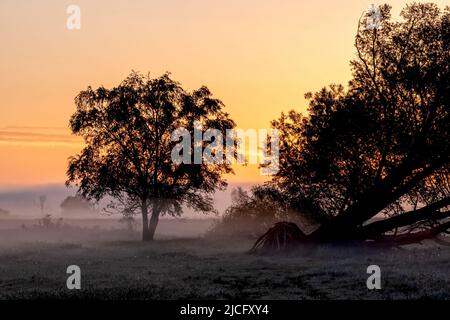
top-left (0, 218), bottom-right (448, 299)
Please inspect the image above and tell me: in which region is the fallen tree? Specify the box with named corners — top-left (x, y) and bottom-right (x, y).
top-left (252, 3), bottom-right (450, 251)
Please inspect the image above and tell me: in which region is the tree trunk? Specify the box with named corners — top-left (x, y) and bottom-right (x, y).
top-left (369, 220), bottom-right (450, 246)
top-left (147, 205), bottom-right (160, 241)
top-left (251, 220), bottom-right (450, 252)
top-left (141, 199), bottom-right (152, 241)
top-left (308, 156), bottom-right (446, 242)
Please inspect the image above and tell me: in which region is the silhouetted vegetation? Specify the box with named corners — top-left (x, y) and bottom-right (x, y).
top-left (67, 72), bottom-right (235, 241)
top-left (209, 187), bottom-right (313, 238)
top-left (37, 214), bottom-right (63, 229)
top-left (60, 195), bottom-right (96, 216)
top-left (253, 3), bottom-right (449, 249)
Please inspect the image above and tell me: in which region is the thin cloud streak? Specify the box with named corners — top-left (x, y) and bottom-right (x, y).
top-left (0, 130), bottom-right (82, 147)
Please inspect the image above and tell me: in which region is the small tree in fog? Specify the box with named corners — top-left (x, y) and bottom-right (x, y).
top-left (211, 186), bottom-right (297, 237)
top-left (60, 195), bottom-right (95, 216)
top-left (66, 72), bottom-right (235, 241)
top-left (39, 195), bottom-right (47, 215)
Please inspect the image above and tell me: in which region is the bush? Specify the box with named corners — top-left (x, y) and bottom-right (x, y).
top-left (208, 186), bottom-right (312, 239)
top-left (37, 214), bottom-right (63, 229)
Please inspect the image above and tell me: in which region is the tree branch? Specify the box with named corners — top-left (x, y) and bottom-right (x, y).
top-left (359, 197), bottom-right (450, 238)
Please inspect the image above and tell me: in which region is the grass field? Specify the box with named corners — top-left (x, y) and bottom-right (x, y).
top-left (0, 218), bottom-right (449, 299)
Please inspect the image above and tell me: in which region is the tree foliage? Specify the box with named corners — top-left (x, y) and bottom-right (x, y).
top-left (67, 72), bottom-right (235, 240)
top-left (257, 3), bottom-right (450, 246)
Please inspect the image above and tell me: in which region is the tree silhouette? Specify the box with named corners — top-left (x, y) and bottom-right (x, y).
top-left (210, 186), bottom-right (301, 238)
top-left (254, 3), bottom-right (449, 249)
top-left (60, 195), bottom-right (95, 216)
top-left (66, 72), bottom-right (235, 241)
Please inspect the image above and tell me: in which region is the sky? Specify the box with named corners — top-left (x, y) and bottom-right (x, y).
top-left (0, 0), bottom-right (448, 188)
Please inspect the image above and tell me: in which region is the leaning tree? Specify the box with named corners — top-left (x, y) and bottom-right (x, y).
top-left (253, 3), bottom-right (449, 250)
top-left (67, 72), bottom-right (235, 241)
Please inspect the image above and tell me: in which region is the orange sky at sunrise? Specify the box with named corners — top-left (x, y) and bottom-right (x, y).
top-left (1, 0), bottom-right (448, 187)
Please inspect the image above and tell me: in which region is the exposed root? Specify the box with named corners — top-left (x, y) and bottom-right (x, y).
top-left (249, 221), bottom-right (306, 253)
